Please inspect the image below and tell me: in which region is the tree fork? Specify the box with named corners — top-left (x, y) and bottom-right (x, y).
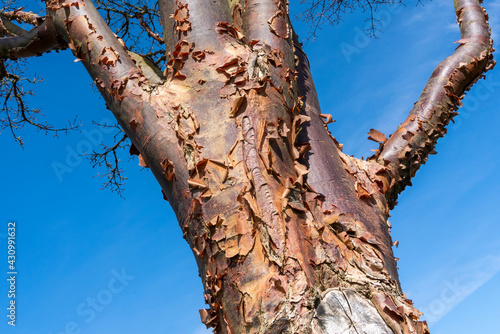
top-left (4, 0), bottom-right (493, 333)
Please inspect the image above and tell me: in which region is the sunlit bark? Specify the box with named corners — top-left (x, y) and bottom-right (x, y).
top-left (1, 0), bottom-right (494, 333)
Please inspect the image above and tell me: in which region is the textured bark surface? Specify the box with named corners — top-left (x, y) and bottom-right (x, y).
top-left (371, 0), bottom-right (496, 208)
top-left (313, 289), bottom-right (394, 334)
top-left (1, 0), bottom-right (495, 333)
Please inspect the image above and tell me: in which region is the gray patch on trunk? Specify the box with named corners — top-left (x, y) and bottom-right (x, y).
top-left (312, 289), bottom-right (394, 334)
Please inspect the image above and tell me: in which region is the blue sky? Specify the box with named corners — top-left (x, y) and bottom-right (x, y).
top-left (1, 1), bottom-right (499, 333)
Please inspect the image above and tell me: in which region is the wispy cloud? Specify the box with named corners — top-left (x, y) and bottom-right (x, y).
top-left (407, 254), bottom-right (500, 326)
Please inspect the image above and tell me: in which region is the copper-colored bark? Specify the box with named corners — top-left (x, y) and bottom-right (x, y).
top-left (371, 0), bottom-right (495, 208)
top-left (1, 0), bottom-right (494, 333)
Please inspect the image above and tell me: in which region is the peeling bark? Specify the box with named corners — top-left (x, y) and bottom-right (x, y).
top-left (2, 0), bottom-right (494, 332)
top-left (371, 0), bottom-right (495, 208)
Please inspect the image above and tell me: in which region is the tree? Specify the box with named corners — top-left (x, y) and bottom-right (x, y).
top-left (0, 0), bottom-right (495, 333)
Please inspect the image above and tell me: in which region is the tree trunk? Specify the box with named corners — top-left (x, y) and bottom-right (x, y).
top-left (2, 0), bottom-right (494, 332)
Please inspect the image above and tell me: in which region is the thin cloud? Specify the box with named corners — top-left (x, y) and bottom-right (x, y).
top-left (409, 254), bottom-right (500, 326)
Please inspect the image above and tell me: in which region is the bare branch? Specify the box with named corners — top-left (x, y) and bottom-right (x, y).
top-left (0, 7), bottom-right (79, 146)
top-left (87, 128), bottom-right (129, 195)
top-left (95, 0), bottom-right (165, 65)
top-left (370, 0), bottom-right (495, 208)
top-left (135, 11), bottom-right (163, 44)
top-left (0, 59), bottom-right (80, 147)
top-left (295, 0), bottom-right (405, 41)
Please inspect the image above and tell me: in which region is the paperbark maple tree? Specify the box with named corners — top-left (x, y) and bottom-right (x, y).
top-left (0, 0), bottom-right (495, 333)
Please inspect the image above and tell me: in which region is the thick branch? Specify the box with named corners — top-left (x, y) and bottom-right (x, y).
top-left (371, 0), bottom-right (495, 207)
top-left (49, 0), bottom-right (192, 221)
top-left (48, 0), bottom-right (141, 94)
top-left (158, 0), bottom-right (232, 55)
top-left (0, 14), bottom-right (29, 36)
top-left (2, 9), bottom-right (42, 26)
top-left (294, 38), bottom-right (354, 214)
top-left (242, 0), bottom-right (295, 68)
top-left (0, 18), bottom-right (65, 58)
top-left (294, 33), bottom-right (399, 282)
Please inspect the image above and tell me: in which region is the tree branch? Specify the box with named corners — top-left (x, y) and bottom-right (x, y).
top-left (95, 0), bottom-right (165, 65)
top-left (87, 128), bottom-right (129, 195)
top-left (294, 34), bottom-right (352, 208)
top-left (0, 59), bottom-right (80, 147)
top-left (242, 0), bottom-right (296, 68)
top-left (0, 13), bottom-right (29, 36)
top-left (0, 17), bottom-right (65, 58)
top-left (49, 0), bottom-right (192, 219)
top-left (2, 8), bottom-right (43, 26)
top-left (48, 0), bottom-right (145, 102)
top-left (135, 11), bottom-right (163, 44)
top-left (158, 0), bottom-right (232, 56)
top-left (295, 0), bottom-right (403, 41)
top-left (370, 0), bottom-right (495, 208)
top-left (294, 32), bottom-right (400, 281)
